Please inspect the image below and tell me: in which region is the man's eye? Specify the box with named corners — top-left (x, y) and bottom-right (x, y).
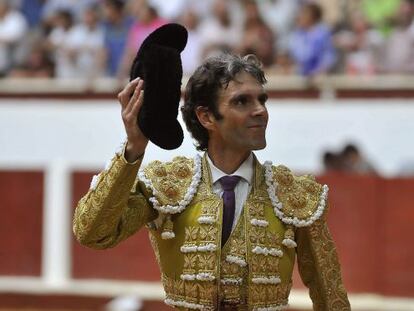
top-left (235, 98), bottom-right (247, 105)
top-left (259, 98), bottom-right (267, 106)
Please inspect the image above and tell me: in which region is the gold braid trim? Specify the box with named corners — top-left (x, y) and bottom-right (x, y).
top-left (73, 153), bottom-right (155, 249)
top-left (140, 156), bottom-right (195, 207)
top-left (296, 214), bottom-right (351, 311)
top-left (269, 164), bottom-right (328, 227)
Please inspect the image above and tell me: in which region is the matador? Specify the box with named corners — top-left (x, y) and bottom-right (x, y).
top-left (73, 24), bottom-right (351, 311)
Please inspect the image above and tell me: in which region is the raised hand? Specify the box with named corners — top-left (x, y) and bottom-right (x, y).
top-left (117, 77), bottom-right (148, 162)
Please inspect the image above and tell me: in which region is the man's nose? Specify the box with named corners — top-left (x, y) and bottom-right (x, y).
top-left (252, 101), bottom-right (267, 117)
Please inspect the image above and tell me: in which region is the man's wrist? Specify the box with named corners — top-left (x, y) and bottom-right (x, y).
top-left (124, 140), bottom-right (146, 163)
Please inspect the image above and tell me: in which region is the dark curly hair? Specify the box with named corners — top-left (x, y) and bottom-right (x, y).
top-left (181, 53), bottom-right (266, 151)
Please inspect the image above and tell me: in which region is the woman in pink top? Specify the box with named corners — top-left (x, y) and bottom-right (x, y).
top-left (118, 0), bottom-right (167, 79)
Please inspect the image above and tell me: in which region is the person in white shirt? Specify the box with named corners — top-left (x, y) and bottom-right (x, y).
top-left (0, 0), bottom-right (27, 75)
top-left (66, 4), bottom-right (104, 79)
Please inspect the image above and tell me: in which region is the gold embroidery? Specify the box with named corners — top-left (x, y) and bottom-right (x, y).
top-left (249, 226), bottom-right (266, 245)
top-left (296, 216), bottom-right (351, 311)
top-left (198, 282), bottom-right (216, 302)
top-left (76, 153), bottom-right (348, 310)
top-left (183, 253), bottom-right (198, 272)
top-left (143, 157), bottom-right (195, 206)
top-left (273, 165), bottom-right (294, 186)
top-left (184, 226), bottom-right (199, 242)
top-left (271, 166), bottom-right (326, 223)
top-left (198, 253), bottom-right (215, 271)
top-left (199, 226), bottom-right (218, 242)
top-left (73, 154), bottom-right (155, 249)
top-left (199, 199), bottom-right (221, 215)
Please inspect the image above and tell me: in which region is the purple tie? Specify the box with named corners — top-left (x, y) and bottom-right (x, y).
top-left (219, 175), bottom-right (241, 248)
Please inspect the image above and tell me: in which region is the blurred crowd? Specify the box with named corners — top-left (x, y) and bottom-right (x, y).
top-left (2, 0), bottom-right (414, 79)
top-left (323, 143), bottom-right (377, 175)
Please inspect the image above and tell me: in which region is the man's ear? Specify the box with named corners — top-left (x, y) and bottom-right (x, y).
top-left (195, 106), bottom-right (216, 131)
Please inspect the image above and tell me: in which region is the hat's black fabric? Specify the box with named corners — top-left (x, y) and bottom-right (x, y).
top-left (130, 23), bottom-right (188, 150)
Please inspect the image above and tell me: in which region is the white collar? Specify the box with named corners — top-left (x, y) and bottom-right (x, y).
top-left (206, 153), bottom-right (254, 185)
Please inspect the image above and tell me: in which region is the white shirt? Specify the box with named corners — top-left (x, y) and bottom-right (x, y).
top-left (207, 153), bottom-right (254, 231)
top-left (0, 10), bottom-right (27, 72)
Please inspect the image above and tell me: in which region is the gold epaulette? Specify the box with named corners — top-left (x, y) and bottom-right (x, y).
top-left (270, 165), bottom-right (328, 227)
top-left (138, 156), bottom-right (198, 214)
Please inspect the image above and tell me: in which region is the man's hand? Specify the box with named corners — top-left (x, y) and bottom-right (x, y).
top-left (117, 77), bottom-right (148, 163)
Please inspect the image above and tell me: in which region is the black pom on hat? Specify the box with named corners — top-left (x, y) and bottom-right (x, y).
top-left (130, 23), bottom-right (188, 150)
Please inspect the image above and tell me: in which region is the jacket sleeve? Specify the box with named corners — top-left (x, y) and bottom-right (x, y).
top-left (73, 150), bottom-right (157, 250)
top-left (295, 207), bottom-right (351, 311)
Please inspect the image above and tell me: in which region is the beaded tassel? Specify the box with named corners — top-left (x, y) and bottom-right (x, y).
top-left (282, 225), bottom-right (297, 248)
top-left (161, 214), bottom-right (175, 239)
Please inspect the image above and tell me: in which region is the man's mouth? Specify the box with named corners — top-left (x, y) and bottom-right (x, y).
top-left (248, 124), bottom-right (266, 129)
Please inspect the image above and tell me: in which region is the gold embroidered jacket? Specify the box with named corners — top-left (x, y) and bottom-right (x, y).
top-left (73, 151), bottom-right (350, 311)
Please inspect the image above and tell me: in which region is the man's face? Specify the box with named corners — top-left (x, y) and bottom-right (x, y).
top-left (209, 71), bottom-right (268, 153)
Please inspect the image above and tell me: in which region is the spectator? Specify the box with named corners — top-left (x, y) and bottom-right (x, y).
top-left (198, 0), bottom-right (243, 58)
top-left (101, 0), bottom-right (133, 77)
top-left (341, 144), bottom-right (377, 175)
top-left (179, 9), bottom-right (202, 75)
top-left (308, 0), bottom-right (357, 29)
top-left (379, 0), bottom-right (414, 73)
top-left (334, 11), bottom-right (384, 75)
top-left (149, 0), bottom-right (187, 21)
top-left (47, 10), bottom-right (76, 78)
top-left (238, 0), bottom-right (275, 67)
top-left (361, 0), bottom-right (401, 34)
top-left (8, 43), bottom-right (54, 78)
top-left (257, 0), bottom-right (300, 51)
top-left (288, 3), bottom-right (336, 76)
top-left (323, 151), bottom-right (344, 173)
top-left (0, 0), bottom-right (27, 76)
top-left (269, 51), bottom-right (296, 75)
top-left (16, 0), bottom-right (44, 28)
top-left (118, 0), bottom-right (167, 80)
top-left (184, 0), bottom-right (215, 20)
top-left (42, 0), bottom-right (98, 24)
top-left (65, 4), bottom-right (105, 79)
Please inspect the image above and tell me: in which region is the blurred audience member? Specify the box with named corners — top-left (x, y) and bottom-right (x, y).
top-left (323, 151), bottom-right (343, 173)
top-left (198, 0), bottom-right (243, 58)
top-left (185, 0), bottom-right (215, 20)
top-left (361, 0), bottom-right (401, 35)
top-left (101, 0), bottom-right (132, 77)
top-left (149, 0), bottom-right (187, 21)
top-left (47, 10), bottom-right (75, 78)
top-left (379, 0), bottom-right (414, 73)
top-left (17, 0), bottom-right (43, 27)
top-left (323, 143), bottom-right (377, 174)
top-left (341, 144), bottom-right (377, 174)
top-left (179, 9), bottom-right (202, 75)
top-left (334, 11), bottom-right (384, 75)
top-left (238, 0), bottom-right (274, 67)
top-left (257, 0), bottom-right (299, 51)
top-left (42, 0), bottom-right (98, 24)
top-left (118, 0), bottom-right (166, 79)
top-left (269, 52), bottom-right (296, 74)
top-left (0, 0), bottom-right (27, 76)
top-left (288, 3), bottom-right (336, 76)
top-left (309, 0), bottom-right (346, 28)
top-left (65, 4), bottom-right (105, 79)
top-left (8, 43), bottom-right (54, 77)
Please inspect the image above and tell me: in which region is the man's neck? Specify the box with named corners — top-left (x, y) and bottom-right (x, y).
top-left (207, 145), bottom-right (251, 175)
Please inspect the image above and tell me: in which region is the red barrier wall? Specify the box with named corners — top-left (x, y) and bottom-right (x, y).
top-left (0, 171), bottom-right (43, 276)
top-left (71, 172), bottom-right (160, 281)
top-left (1, 170), bottom-right (413, 297)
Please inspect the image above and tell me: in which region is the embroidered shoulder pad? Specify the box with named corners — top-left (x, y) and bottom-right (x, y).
top-left (264, 163), bottom-right (328, 227)
top-left (138, 155), bottom-right (202, 214)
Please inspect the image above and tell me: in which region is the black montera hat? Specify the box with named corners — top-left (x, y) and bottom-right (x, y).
top-left (130, 23), bottom-right (188, 150)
